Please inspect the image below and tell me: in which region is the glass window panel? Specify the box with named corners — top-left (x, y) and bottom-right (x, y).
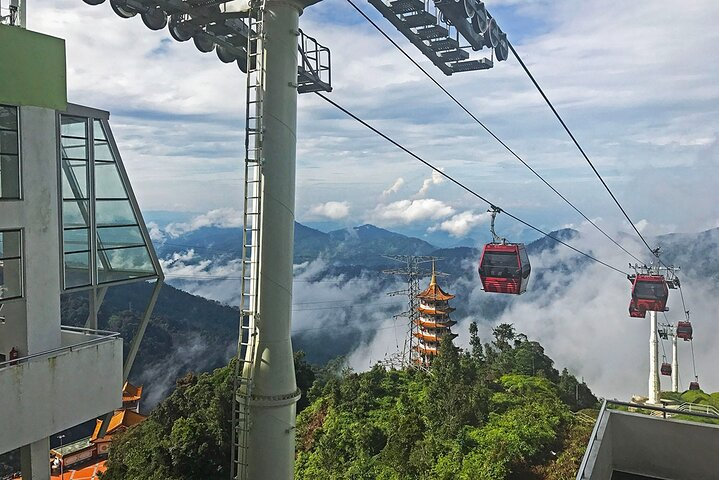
top-left (0, 130), bottom-right (18, 155)
top-left (95, 199), bottom-right (137, 226)
top-left (63, 228), bottom-right (89, 254)
top-left (93, 120), bottom-right (107, 141)
top-left (64, 252), bottom-right (91, 288)
top-left (62, 160), bottom-right (89, 200)
top-left (0, 258), bottom-right (22, 299)
top-left (0, 231), bottom-right (21, 259)
top-left (0, 106), bottom-right (18, 131)
top-left (94, 141), bottom-right (113, 162)
top-left (63, 199), bottom-right (90, 228)
top-left (97, 225), bottom-right (144, 249)
top-left (60, 116), bottom-right (87, 138)
top-left (0, 154), bottom-right (20, 199)
top-left (61, 136), bottom-right (87, 160)
top-left (95, 162), bottom-right (128, 199)
top-left (98, 246), bottom-right (156, 284)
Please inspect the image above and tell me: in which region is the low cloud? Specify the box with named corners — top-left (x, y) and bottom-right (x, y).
top-left (370, 198), bottom-right (455, 225)
top-left (429, 210), bottom-right (491, 237)
top-left (165, 208), bottom-right (242, 237)
top-left (147, 221), bottom-right (165, 242)
top-left (308, 201), bottom-right (351, 220)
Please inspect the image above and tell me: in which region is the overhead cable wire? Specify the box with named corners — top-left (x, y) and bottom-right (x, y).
top-left (314, 91), bottom-right (629, 276)
top-left (690, 338), bottom-right (698, 380)
top-left (345, 0), bottom-right (644, 265)
top-left (678, 284), bottom-right (689, 318)
top-left (507, 41), bottom-right (658, 262)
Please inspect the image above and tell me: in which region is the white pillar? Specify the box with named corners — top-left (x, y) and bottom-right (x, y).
top-left (649, 311), bottom-right (660, 404)
top-left (672, 331), bottom-right (679, 393)
top-left (246, 2), bottom-right (303, 478)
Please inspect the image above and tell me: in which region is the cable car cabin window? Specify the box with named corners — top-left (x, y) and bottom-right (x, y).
top-left (518, 246), bottom-right (531, 278)
top-left (633, 281), bottom-right (667, 300)
top-left (481, 251), bottom-right (520, 278)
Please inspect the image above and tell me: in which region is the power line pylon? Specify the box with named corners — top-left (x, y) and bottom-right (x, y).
top-left (383, 255), bottom-right (444, 368)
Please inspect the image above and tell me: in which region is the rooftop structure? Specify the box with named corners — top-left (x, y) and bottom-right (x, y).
top-left (577, 400), bottom-right (719, 480)
top-left (0, 23), bottom-right (162, 480)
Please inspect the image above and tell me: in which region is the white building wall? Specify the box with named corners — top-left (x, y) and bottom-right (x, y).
top-left (0, 106), bottom-right (61, 357)
top-left (0, 332), bottom-right (122, 454)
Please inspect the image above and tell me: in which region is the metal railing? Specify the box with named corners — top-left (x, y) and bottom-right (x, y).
top-left (676, 402), bottom-right (719, 416)
top-left (0, 326), bottom-right (120, 369)
top-left (576, 399), bottom-right (719, 479)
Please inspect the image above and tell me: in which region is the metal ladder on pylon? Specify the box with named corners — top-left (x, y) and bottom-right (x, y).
top-left (231, 3), bottom-right (266, 479)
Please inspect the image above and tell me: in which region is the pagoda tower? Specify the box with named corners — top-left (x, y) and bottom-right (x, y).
top-left (414, 266), bottom-right (457, 366)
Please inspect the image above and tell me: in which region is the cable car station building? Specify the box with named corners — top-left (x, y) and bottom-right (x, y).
top-left (0, 24), bottom-right (161, 479)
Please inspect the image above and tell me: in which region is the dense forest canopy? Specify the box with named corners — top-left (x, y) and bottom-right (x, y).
top-left (100, 324), bottom-right (599, 480)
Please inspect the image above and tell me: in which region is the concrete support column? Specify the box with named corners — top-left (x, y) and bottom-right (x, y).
top-left (246, 1), bottom-right (303, 479)
top-left (20, 438), bottom-right (50, 480)
top-left (649, 311), bottom-right (660, 404)
top-left (671, 333), bottom-right (679, 393)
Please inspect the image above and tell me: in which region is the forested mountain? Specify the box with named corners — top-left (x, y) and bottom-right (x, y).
top-left (100, 324), bottom-right (599, 480)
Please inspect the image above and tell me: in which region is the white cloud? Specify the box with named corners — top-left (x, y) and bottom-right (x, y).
top-left (165, 208), bottom-right (243, 237)
top-left (30, 0), bottom-right (719, 241)
top-left (416, 170), bottom-right (446, 197)
top-left (147, 221), bottom-right (165, 242)
top-left (429, 210), bottom-right (491, 237)
top-left (371, 198), bottom-right (455, 225)
top-left (307, 201), bottom-right (350, 220)
top-left (381, 177), bottom-right (405, 197)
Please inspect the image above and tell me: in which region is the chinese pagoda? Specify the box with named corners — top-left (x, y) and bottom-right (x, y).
top-left (414, 266), bottom-right (457, 366)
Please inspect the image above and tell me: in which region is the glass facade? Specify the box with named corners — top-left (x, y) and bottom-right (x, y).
top-left (60, 115), bottom-right (157, 290)
top-left (0, 230), bottom-right (22, 300)
top-left (0, 105), bottom-right (20, 199)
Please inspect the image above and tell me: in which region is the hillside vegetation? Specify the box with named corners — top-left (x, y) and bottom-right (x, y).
top-left (101, 324), bottom-right (598, 480)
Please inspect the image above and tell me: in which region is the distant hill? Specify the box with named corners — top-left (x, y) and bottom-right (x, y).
top-left (60, 222), bottom-right (719, 407)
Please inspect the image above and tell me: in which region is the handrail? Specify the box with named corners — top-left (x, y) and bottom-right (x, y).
top-left (676, 402), bottom-right (719, 416)
top-left (0, 326), bottom-right (120, 369)
top-left (607, 399), bottom-right (719, 421)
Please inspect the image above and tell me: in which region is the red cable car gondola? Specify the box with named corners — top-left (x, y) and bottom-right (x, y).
top-left (477, 208), bottom-right (531, 295)
top-left (628, 274), bottom-right (669, 318)
top-left (660, 362), bottom-right (672, 376)
top-left (689, 381), bottom-right (700, 391)
top-left (676, 320), bottom-right (693, 341)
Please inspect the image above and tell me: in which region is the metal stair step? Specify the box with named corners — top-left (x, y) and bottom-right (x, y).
top-left (401, 11), bottom-right (437, 28)
top-left (415, 25), bottom-right (449, 40)
top-left (390, 0), bottom-right (424, 14)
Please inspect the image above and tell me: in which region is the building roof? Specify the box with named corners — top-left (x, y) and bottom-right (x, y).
top-left (416, 273), bottom-right (455, 301)
top-left (122, 381), bottom-right (143, 403)
top-left (417, 305), bottom-right (456, 315)
top-left (50, 437), bottom-right (93, 458)
top-left (91, 409), bottom-right (146, 442)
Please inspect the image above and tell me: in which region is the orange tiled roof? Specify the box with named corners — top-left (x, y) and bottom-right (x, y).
top-left (122, 382), bottom-right (143, 402)
top-left (415, 317), bottom-right (456, 329)
top-left (416, 274), bottom-right (455, 301)
top-left (91, 409), bottom-right (146, 442)
top-left (20, 460), bottom-right (107, 480)
top-left (417, 305), bottom-right (456, 315)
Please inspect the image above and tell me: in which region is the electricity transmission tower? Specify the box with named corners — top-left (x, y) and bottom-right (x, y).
top-left (382, 255), bottom-right (443, 368)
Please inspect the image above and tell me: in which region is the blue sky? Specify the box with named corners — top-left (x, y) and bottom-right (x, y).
top-left (25, 0), bottom-right (719, 397)
top-left (30, 0), bottom-right (719, 248)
